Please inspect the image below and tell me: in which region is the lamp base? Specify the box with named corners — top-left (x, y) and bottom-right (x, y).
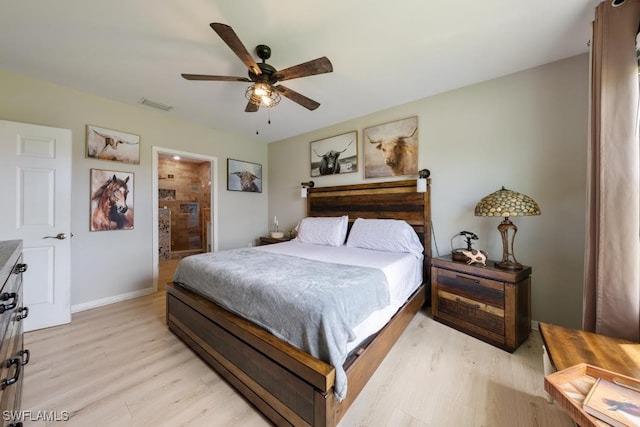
top-left (496, 218), bottom-right (523, 270)
top-left (494, 260), bottom-right (523, 270)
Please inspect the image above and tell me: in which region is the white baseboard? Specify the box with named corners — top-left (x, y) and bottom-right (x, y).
top-left (71, 288), bottom-right (155, 313)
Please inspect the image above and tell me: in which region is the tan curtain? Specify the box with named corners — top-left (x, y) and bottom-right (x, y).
top-left (583, 0), bottom-right (640, 341)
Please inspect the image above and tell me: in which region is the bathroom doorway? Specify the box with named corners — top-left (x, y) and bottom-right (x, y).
top-left (152, 147), bottom-right (218, 291)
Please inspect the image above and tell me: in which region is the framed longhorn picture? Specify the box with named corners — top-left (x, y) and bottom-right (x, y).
top-left (363, 116), bottom-right (418, 178)
top-left (86, 125), bottom-right (140, 164)
top-left (310, 131), bottom-right (358, 177)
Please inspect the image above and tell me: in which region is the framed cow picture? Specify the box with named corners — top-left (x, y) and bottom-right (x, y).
top-left (363, 116), bottom-right (418, 178)
top-left (310, 131), bottom-right (358, 177)
top-left (227, 159), bottom-right (262, 193)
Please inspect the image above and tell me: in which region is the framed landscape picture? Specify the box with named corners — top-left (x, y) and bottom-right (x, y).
top-left (310, 131), bottom-right (358, 177)
top-left (227, 159), bottom-right (262, 193)
top-left (363, 116), bottom-right (418, 178)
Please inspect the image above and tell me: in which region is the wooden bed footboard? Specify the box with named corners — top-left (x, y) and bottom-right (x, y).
top-left (166, 282), bottom-right (426, 427)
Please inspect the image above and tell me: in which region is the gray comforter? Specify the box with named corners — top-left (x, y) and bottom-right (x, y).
top-left (172, 248), bottom-right (390, 401)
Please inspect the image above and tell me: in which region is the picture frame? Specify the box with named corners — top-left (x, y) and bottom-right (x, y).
top-left (227, 159), bottom-right (262, 193)
top-left (90, 168), bottom-right (134, 231)
top-left (363, 116), bottom-right (418, 178)
top-left (158, 189), bottom-right (176, 201)
top-left (86, 125), bottom-right (140, 164)
top-left (310, 131), bottom-right (358, 177)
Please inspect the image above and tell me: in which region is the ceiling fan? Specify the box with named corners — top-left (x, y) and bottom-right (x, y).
top-left (182, 23), bottom-right (333, 112)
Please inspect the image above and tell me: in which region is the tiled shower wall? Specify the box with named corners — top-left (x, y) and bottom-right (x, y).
top-left (158, 157), bottom-right (211, 259)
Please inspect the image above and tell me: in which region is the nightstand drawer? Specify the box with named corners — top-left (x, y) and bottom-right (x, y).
top-left (434, 268), bottom-right (505, 309)
top-left (436, 290), bottom-right (505, 335)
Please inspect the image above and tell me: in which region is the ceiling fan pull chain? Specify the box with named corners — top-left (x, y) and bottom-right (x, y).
top-left (268, 110), bottom-right (271, 125)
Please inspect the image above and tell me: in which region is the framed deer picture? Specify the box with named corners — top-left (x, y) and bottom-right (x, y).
top-left (363, 116), bottom-right (418, 178)
top-left (310, 131), bottom-right (358, 177)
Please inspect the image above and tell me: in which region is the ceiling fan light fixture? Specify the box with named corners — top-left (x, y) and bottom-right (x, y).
top-left (245, 82), bottom-right (281, 108)
top-left (253, 81), bottom-right (270, 96)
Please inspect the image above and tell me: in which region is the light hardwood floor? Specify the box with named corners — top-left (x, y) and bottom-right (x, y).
top-left (22, 273), bottom-right (574, 426)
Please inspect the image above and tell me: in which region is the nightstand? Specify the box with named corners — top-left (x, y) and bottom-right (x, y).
top-left (431, 255), bottom-right (531, 352)
top-left (258, 236), bottom-right (293, 245)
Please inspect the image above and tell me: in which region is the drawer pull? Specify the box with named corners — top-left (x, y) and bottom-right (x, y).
top-left (19, 349), bottom-right (30, 366)
top-left (13, 263), bottom-right (27, 274)
top-left (455, 274), bottom-right (479, 284)
top-left (1, 358), bottom-right (21, 389)
top-left (17, 306), bottom-right (29, 321)
top-left (0, 292), bottom-right (17, 314)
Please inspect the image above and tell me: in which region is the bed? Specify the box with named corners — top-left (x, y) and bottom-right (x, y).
top-left (166, 178), bottom-right (432, 427)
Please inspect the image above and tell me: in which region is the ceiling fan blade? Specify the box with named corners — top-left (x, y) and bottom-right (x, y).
top-left (275, 85), bottom-right (320, 111)
top-left (181, 74), bottom-right (251, 82)
top-left (245, 101), bottom-right (259, 112)
top-left (210, 23), bottom-right (261, 76)
top-left (275, 57), bottom-right (333, 81)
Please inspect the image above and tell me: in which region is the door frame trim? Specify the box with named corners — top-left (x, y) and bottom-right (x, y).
top-left (151, 146), bottom-right (219, 292)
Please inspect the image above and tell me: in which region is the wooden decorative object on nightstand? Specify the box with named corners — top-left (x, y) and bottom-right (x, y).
top-left (431, 255), bottom-right (531, 352)
top-left (258, 236), bottom-right (293, 246)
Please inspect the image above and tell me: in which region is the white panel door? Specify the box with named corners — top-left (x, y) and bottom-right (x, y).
top-left (0, 120), bottom-right (72, 331)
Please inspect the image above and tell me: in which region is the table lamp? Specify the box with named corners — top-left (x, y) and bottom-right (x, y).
top-left (474, 186), bottom-right (541, 270)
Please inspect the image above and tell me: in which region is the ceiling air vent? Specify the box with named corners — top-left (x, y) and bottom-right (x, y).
top-left (139, 97), bottom-right (173, 111)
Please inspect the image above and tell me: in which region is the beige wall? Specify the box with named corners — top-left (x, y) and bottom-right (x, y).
top-left (268, 54), bottom-right (589, 328)
top-left (0, 54), bottom-right (589, 326)
top-left (0, 68), bottom-right (268, 307)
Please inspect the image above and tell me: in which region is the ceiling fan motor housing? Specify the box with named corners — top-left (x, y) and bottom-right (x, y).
top-left (250, 62), bottom-right (278, 84)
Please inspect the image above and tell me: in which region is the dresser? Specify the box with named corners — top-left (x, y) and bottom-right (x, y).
top-left (0, 241), bottom-right (29, 427)
top-left (431, 255), bottom-right (531, 352)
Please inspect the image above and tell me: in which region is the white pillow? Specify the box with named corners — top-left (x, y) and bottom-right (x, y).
top-left (294, 215), bottom-right (348, 246)
top-left (346, 218), bottom-right (424, 257)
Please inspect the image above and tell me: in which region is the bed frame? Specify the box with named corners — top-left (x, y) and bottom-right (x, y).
top-left (166, 178), bottom-right (431, 427)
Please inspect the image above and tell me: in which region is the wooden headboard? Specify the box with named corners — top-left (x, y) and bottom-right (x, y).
top-left (306, 178), bottom-right (432, 285)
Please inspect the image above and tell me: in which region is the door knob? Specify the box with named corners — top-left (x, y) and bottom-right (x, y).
top-left (43, 233), bottom-right (67, 240)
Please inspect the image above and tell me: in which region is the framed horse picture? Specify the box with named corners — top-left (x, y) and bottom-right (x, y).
top-left (90, 169), bottom-right (134, 231)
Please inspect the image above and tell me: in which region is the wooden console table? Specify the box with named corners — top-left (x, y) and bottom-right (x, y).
top-left (539, 322), bottom-right (640, 378)
top-left (540, 323), bottom-right (640, 426)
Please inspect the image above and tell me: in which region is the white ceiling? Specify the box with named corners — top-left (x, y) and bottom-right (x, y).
top-left (0, 1), bottom-right (599, 143)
